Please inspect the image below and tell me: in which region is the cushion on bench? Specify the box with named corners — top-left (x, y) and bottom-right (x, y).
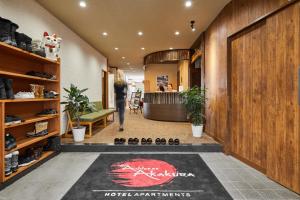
top-left (79, 109), bottom-right (115, 122)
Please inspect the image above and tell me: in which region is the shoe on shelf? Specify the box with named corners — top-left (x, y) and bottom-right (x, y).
top-left (5, 133), bottom-right (17, 151)
top-left (44, 91), bottom-right (59, 99)
top-left (168, 138), bottom-right (174, 145)
top-left (160, 138), bottom-right (166, 145)
top-left (146, 138), bottom-right (152, 145)
top-left (174, 139), bottom-right (180, 145)
top-left (0, 17), bottom-right (18, 47)
top-left (37, 109), bottom-right (57, 116)
top-left (15, 32), bottom-right (32, 52)
top-left (26, 130), bottom-right (48, 137)
top-left (0, 78), bottom-right (7, 99)
top-left (18, 155), bottom-right (35, 167)
top-left (5, 153), bottom-right (12, 176)
top-left (32, 40), bottom-right (46, 57)
top-left (155, 138), bottom-right (161, 145)
top-left (33, 147), bottom-right (43, 160)
top-left (11, 150), bottom-right (19, 172)
top-left (141, 138), bottom-right (147, 145)
top-left (26, 71), bottom-right (56, 80)
top-left (5, 115), bottom-right (22, 126)
top-left (3, 78), bottom-right (14, 99)
top-left (14, 92), bottom-right (35, 99)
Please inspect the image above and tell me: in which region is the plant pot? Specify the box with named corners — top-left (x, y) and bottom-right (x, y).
top-left (191, 124), bottom-right (203, 137)
top-left (72, 126), bottom-right (86, 142)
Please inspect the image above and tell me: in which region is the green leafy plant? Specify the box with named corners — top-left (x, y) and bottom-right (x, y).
top-left (61, 84), bottom-right (92, 128)
top-left (180, 86), bottom-right (206, 126)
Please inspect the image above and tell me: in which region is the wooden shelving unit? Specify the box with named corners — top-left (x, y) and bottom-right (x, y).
top-left (0, 41), bottom-right (61, 183)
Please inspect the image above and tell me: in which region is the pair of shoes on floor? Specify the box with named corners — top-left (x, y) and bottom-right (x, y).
top-left (0, 17), bottom-right (18, 47)
top-left (5, 151), bottom-right (19, 177)
top-left (168, 138), bottom-right (180, 145)
top-left (5, 133), bottom-right (17, 151)
top-left (0, 78), bottom-right (14, 99)
top-left (141, 138), bottom-right (152, 145)
top-left (14, 91), bottom-right (34, 99)
top-left (37, 109), bottom-right (57, 116)
top-left (155, 138), bottom-right (167, 145)
top-left (128, 138), bottom-right (139, 145)
top-left (114, 138), bottom-right (126, 145)
top-left (5, 115), bottom-right (22, 126)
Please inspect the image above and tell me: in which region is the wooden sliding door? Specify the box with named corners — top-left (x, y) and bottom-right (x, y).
top-left (265, 3), bottom-right (300, 192)
top-left (230, 21), bottom-right (267, 171)
top-left (229, 2), bottom-right (300, 193)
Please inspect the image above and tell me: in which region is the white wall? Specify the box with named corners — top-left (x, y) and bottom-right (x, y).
top-left (0, 0), bottom-right (107, 134)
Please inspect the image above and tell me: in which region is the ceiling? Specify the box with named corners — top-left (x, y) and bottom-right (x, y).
top-left (37, 0), bottom-right (230, 71)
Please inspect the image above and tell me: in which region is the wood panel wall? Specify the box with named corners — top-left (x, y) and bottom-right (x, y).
top-left (202, 0), bottom-right (300, 193)
top-left (204, 0), bottom-right (290, 143)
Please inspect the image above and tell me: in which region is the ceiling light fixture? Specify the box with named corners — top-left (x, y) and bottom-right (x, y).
top-left (79, 1), bottom-right (87, 8)
top-left (114, 47), bottom-right (119, 50)
top-left (122, 56), bottom-right (126, 59)
top-left (138, 31), bottom-right (143, 36)
top-left (185, 0), bottom-right (192, 7)
top-left (190, 20), bottom-right (196, 32)
top-left (169, 47), bottom-right (173, 50)
top-left (102, 32), bottom-right (108, 36)
top-left (141, 47), bottom-right (145, 50)
top-left (127, 62), bottom-right (130, 65)
top-left (175, 31), bottom-right (180, 35)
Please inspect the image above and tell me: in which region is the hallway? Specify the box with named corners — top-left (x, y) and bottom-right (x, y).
top-left (62, 109), bottom-right (217, 145)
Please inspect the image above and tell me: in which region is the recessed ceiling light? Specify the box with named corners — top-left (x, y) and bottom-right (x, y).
top-left (122, 56), bottom-right (126, 59)
top-left (102, 32), bottom-right (108, 36)
top-left (175, 31), bottom-right (180, 35)
top-left (138, 31), bottom-right (143, 36)
top-left (141, 47), bottom-right (145, 50)
top-left (169, 47), bottom-right (173, 50)
top-left (185, 1), bottom-right (192, 7)
top-left (79, 1), bottom-right (87, 8)
top-left (127, 62), bottom-right (130, 65)
top-left (192, 28), bottom-right (196, 32)
top-left (114, 47), bottom-right (119, 50)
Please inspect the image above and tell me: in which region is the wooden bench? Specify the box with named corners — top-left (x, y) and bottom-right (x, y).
top-left (64, 101), bottom-right (115, 138)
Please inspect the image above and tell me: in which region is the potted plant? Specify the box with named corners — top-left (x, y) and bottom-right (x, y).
top-left (61, 84), bottom-right (92, 142)
top-left (180, 86), bottom-right (206, 137)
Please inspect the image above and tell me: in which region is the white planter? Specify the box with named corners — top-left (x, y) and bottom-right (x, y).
top-left (72, 126), bottom-right (86, 142)
top-left (192, 124), bottom-right (204, 137)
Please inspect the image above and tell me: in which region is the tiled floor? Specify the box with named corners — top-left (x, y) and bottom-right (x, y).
top-left (201, 153), bottom-right (300, 200)
top-left (0, 152), bottom-right (299, 200)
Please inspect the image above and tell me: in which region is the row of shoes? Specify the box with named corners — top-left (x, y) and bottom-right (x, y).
top-left (26, 71), bottom-right (56, 80)
top-left (0, 78), bottom-right (14, 99)
top-left (114, 138), bottom-right (180, 145)
top-left (0, 17), bottom-right (46, 57)
top-left (5, 147), bottom-right (43, 177)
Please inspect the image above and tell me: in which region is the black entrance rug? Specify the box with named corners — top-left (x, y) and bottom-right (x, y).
top-left (62, 154), bottom-right (232, 200)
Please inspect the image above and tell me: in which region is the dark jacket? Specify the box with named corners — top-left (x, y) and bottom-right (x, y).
top-left (114, 82), bottom-right (128, 101)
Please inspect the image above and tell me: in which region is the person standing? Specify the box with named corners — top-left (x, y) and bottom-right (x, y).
top-left (114, 70), bottom-right (127, 131)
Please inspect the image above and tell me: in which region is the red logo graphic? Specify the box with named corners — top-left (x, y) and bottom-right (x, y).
top-left (109, 159), bottom-right (177, 188)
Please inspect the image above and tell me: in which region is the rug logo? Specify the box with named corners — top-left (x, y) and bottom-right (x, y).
top-left (109, 159), bottom-right (195, 188)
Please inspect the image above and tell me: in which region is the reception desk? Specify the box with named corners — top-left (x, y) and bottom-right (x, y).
top-left (143, 92), bottom-right (188, 122)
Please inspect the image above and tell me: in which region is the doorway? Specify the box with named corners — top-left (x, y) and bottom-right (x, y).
top-left (102, 70), bottom-right (108, 109)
